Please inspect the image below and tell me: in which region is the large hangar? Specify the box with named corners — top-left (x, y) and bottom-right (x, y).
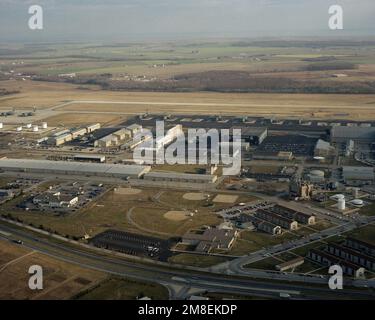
top-left (331, 126), bottom-right (375, 143)
top-left (231, 127), bottom-right (268, 146)
top-left (0, 158), bottom-right (151, 179)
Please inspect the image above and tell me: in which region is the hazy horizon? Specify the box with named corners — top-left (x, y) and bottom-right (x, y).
top-left (0, 0), bottom-right (374, 43)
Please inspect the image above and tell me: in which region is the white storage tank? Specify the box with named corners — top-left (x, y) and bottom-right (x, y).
top-left (351, 199), bottom-right (364, 207)
top-left (33, 125), bottom-right (39, 132)
top-left (16, 126), bottom-right (22, 132)
top-left (0, 123), bottom-right (3, 129)
top-left (338, 198), bottom-right (346, 211)
top-left (26, 123), bottom-right (32, 128)
top-left (330, 194), bottom-right (345, 201)
top-left (42, 122), bottom-right (48, 129)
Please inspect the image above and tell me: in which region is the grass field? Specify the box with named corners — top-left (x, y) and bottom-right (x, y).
top-left (168, 253), bottom-right (229, 268)
top-left (345, 224), bottom-right (375, 245)
top-left (225, 231), bottom-right (299, 256)
top-left (2, 187), bottom-right (257, 238)
top-left (1, 80), bottom-right (375, 120)
top-left (76, 277), bottom-right (169, 300)
top-left (0, 240), bottom-right (105, 300)
top-left (359, 201), bottom-right (375, 216)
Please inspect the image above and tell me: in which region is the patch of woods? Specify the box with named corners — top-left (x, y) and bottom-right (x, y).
top-left (34, 69), bottom-right (375, 94)
top-left (304, 61), bottom-right (357, 71)
top-left (231, 40), bottom-right (375, 48)
top-left (0, 88), bottom-right (20, 96)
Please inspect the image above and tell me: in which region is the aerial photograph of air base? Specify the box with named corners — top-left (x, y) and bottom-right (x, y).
top-left (0, 0), bottom-right (374, 306)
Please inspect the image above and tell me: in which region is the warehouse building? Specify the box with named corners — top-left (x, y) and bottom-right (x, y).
top-left (48, 124), bottom-right (101, 146)
top-left (331, 126), bottom-right (375, 144)
top-left (94, 127), bottom-right (135, 148)
top-left (86, 123), bottom-right (101, 133)
top-left (181, 228), bottom-right (238, 253)
top-left (253, 220), bottom-right (282, 235)
top-left (342, 166), bottom-right (375, 186)
top-left (230, 127), bottom-right (268, 146)
top-left (0, 158), bottom-right (151, 179)
top-left (71, 127), bottom-right (89, 139)
top-left (314, 139), bottom-right (335, 157)
top-left (255, 209), bottom-right (299, 230)
top-left (94, 134), bottom-right (119, 148)
top-left (307, 249), bottom-right (365, 277)
top-left (267, 205), bottom-right (316, 225)
top-left (325, 243), bottom-right (375, 271)
top-left (112, 128), bottom-right (131, 141)
top-left (73, 154), bottom-right (106, 163)
top-left (155, 124), bottom-right (183, 149)
top-left (143, 171), bottom-right (217, 184)
top-left (126, 124), bottom-right (143, 137)
top-left (345, 237), bottom-right (375, 257)
top-left (51, 133), bottom-right (73, 146)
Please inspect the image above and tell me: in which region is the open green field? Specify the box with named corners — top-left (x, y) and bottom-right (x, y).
top-left (76, 277), bottom-right (169, 300)
top-left (225, 230), bottom-right (299, 256)
top-left (168, 253), bottom-right (229, 268)
top-left (2, 41), bottom-right (375, 79)
top-left (360, 201), bottom-right (375, 216)
top-left (345, 224), bottom-right (375, 245)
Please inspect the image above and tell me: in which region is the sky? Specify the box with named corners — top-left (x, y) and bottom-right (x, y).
top-left (0, 0), bottom-right (374, 43)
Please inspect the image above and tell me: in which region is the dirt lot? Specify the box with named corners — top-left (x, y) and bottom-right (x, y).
top-left (114, 187), bottom-right (142, 195)
top-left (183, 193), bottom-right (207, 201)
top-left (163, 210), bottom-right (190, 221)
top-left (213, 194), bottom-right (239, 203)
top-left (0, 240), bottom-right (105, 300)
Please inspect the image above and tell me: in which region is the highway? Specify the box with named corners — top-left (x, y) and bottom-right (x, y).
top-left (0, 222), bottom-right (374, 300)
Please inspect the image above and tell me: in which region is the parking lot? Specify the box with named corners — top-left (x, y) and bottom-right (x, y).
top-left (18, 181), bottom-right (106, 214)
top-left (89, 229), bottom-right (177, 261)
top-left (256, 135), bottom-right (318, 156)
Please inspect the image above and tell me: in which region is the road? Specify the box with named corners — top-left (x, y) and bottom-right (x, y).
top-left (0, 222), bottom-right (374, 300)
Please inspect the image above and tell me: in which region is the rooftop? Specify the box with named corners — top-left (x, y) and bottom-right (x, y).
top-left (0, 158), bottom-right (150, 177)
top-left (331, 126), bottom-right (375, 140)
top-left (145, 171), bottom-right (216, 181)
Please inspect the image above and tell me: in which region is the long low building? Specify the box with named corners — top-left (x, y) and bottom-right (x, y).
top-left (267, 205), bottom-right (316, 225)
top-left (255, 209), bottom-right (298, 230)
top-left (73, 154), bottom-right (106, 163)
top-left (143, 171), bottom-right (217, 184)
top-left (308, 249), bottom-right (365, 277)
top-left (0, 158), bottom-right (151, 179)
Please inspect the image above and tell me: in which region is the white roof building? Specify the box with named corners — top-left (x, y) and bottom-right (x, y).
top-left (0, 158), bottom-right (151, 179)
